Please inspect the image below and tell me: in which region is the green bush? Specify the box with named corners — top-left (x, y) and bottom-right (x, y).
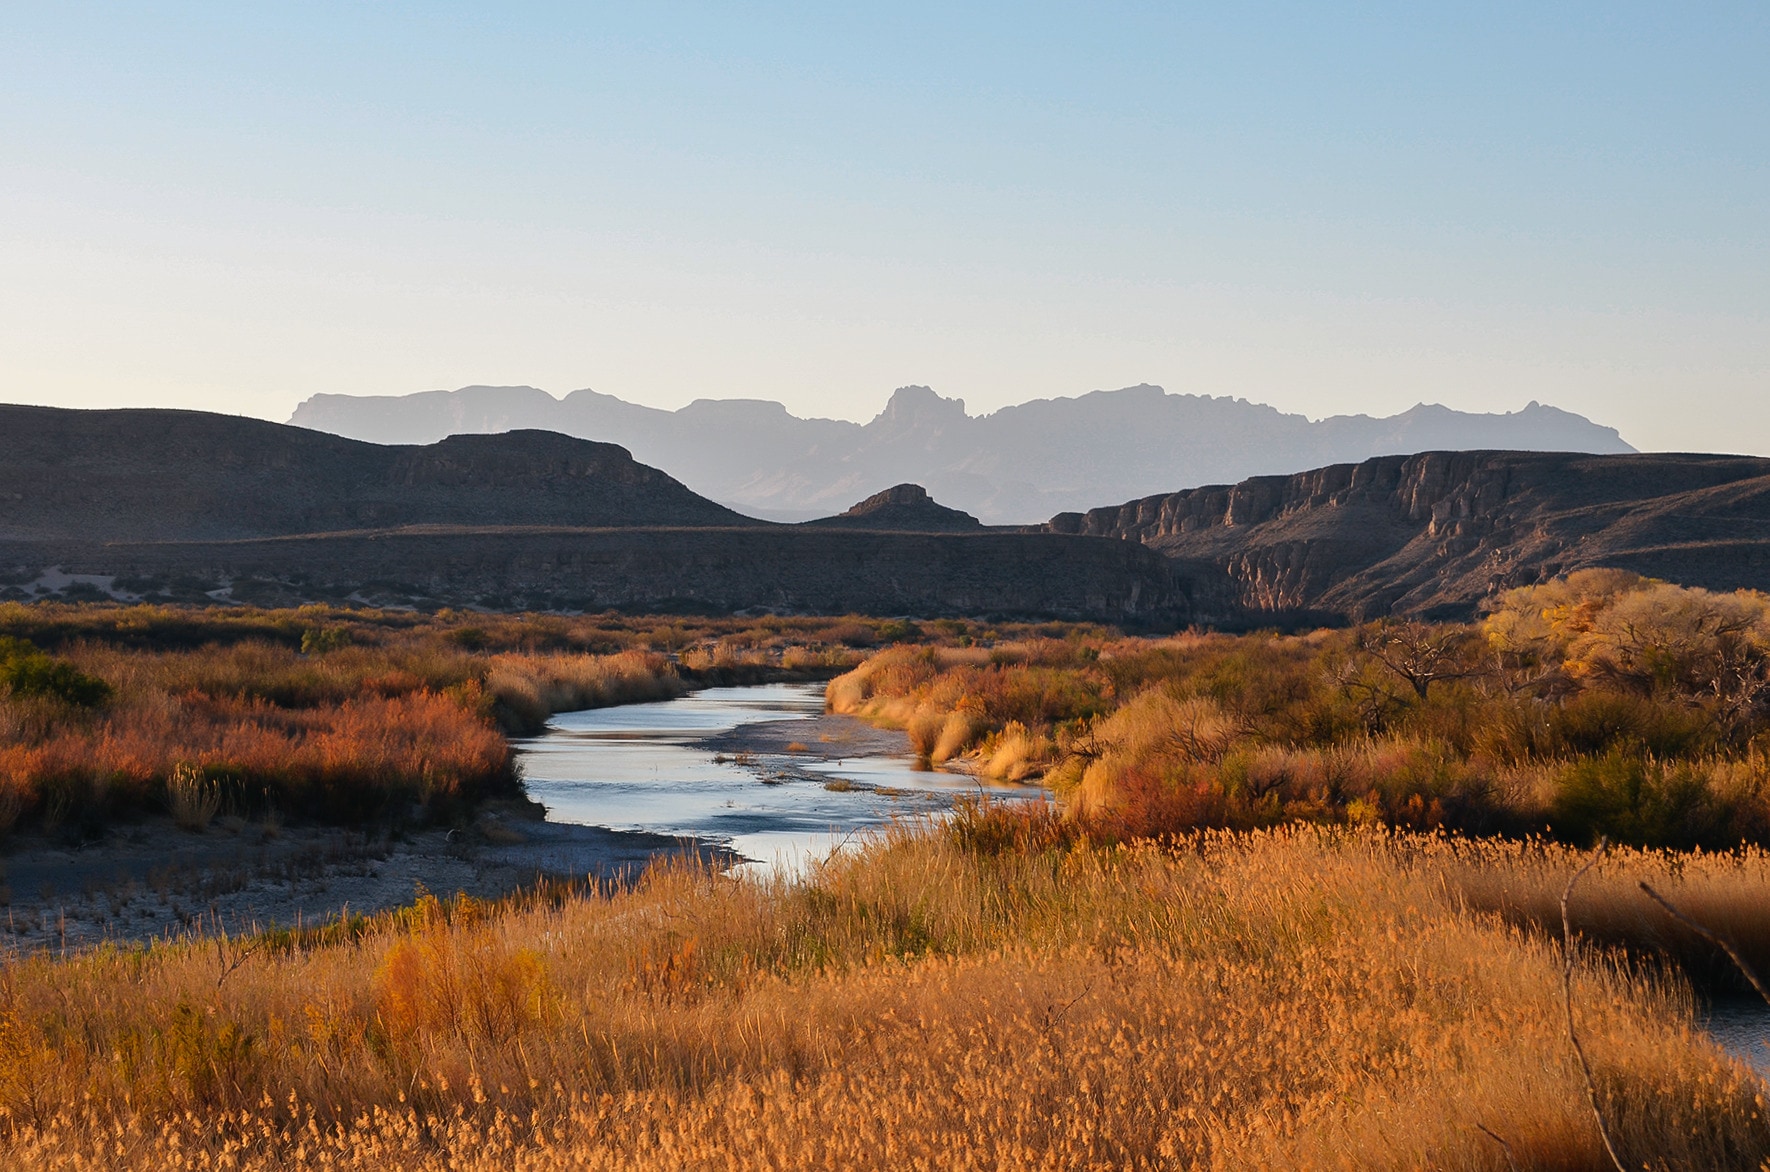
top-left (1551, 750), bottom-right (1722, 849)
top-left (0, 636), bottom-right (111, 707)
top-left (1545, 690), bottom-right (1713, 759)
top-left (299, 626), bottom-right (352, 655)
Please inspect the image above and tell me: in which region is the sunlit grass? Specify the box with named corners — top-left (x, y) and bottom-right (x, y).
top-left (828, 576), bottom-right (1770, 849)
top-left (1, 822), bottom-right (1767, 1168)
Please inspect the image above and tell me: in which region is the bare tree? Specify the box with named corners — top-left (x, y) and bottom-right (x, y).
top-left (1356, 620), bottom-right (1479, 701)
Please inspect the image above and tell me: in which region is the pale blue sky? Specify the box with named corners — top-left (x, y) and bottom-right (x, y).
top-left (3, 3), bottom-right (1766, 450)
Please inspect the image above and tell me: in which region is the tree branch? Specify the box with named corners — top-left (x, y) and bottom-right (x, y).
top-left (1638, 882), bottom-right (1770, 1008)
top-left (1561, 847), bottom-right (1627, 1172)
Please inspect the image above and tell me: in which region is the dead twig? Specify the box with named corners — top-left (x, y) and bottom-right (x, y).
top-left (1040, 983), bottom-right (1093, 1063)
top-left (1561, 844), bottom-right (1626, 1172)
top-left (1639, 882), bottom-right (1770, 1008)
top-left (215, 933), bottom-right (263, 990)
top-left (1474, 1122), bottom-right (1521, 1172)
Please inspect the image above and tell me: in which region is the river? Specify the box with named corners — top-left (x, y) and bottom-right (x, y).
top-left (516, 681), bottom-right (1045, 871)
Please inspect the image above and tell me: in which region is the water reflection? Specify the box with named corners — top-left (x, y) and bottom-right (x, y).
top-left (517, 683), bottom-right (1044, 872)
top-left (1704, 997), bottom-right (1770, 1075)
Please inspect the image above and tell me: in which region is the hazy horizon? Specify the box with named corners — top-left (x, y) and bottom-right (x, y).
top-left (3, 5), bottom-right (1766, 453)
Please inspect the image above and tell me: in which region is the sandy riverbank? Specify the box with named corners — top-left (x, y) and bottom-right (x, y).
top-left (0, 803), bottom-right (731, 951)
top-left (699, 710), bottom-right (912, 764)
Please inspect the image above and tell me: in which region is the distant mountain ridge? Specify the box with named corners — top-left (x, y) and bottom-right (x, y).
top-left (0, 405), bottom-right (1182, 623)
top-left (288, 384), bottom-right (1635, 525)
top-left (1, 405), bottom-right (1764, 626)
top-left (0, 405), bottom-right (746, 541)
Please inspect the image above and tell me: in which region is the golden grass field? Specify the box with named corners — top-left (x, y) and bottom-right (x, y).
top-left (2, 815), bottom-right (1768, 1169)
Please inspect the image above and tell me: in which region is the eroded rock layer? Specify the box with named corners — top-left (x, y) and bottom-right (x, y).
top-left (1047, 451), bottom-right (1770, 620)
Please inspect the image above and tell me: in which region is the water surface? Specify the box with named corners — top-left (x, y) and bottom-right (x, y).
top-left (1704, 997), bottom-right (1770, 1074)
top-left (518, 683), bottom-right (1039, 871)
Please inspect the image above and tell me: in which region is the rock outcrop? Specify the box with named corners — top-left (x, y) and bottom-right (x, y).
top-left (1047, 451), bottom-right (1770, 621)
top-left (804, 484), bottom-right (983, 532)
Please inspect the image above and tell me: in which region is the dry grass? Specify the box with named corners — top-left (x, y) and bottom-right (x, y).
top-left (1440, 835), bottom-right (1770, 992)
top-left (164, 762), bottom-right (220, 832)
top-left (484, 649), bottom-right (686, 734)
top-left (1, 823), bottom-right (1767, 1169)
top-left (0, 601), bottom-right (1063, 663)
top-left (0, 661), bottom-right (515, 826)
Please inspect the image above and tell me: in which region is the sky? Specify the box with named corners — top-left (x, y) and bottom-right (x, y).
top-left (2, 3), bottom-right (1766, 452)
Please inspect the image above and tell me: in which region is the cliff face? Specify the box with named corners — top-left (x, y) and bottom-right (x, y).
top-left (1046, 451), bottom-right (1770, 621)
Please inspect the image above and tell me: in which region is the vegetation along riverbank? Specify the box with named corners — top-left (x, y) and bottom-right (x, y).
top-left (831, 571), bottom-right (1770, 852)
top-left (0, 603), bottom-right (1025, 836)
top-left (1, 821), bottom-right (1768, 1168)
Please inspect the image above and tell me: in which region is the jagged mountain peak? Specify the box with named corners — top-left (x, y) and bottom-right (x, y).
top-left (289, 383), bottom-right (1635, 524)
top-left (870, 386), bottom-right (969, 434)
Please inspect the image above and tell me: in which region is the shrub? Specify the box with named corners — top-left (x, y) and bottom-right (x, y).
top-left (0, 636), bottom-right (110, 707)
top-left (1551, 751), bottom-right (1727, 848)
top-left (832, 581), bottom-right (1770, 848)
top-left (299, 626), bottom-right (352, 655)
top-left (374, 901), bottom-right (552, 1045)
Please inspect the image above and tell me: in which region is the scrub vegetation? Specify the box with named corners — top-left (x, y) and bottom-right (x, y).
top-left (0, 603), bottom-right (994, 834)
top-left (831, 571), bottom-right (1770, 851)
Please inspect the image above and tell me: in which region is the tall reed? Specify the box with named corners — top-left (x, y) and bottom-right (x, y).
top-left (1, 825), bottom-right (1766, 1169)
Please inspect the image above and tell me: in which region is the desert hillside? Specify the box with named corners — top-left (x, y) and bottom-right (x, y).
top-left (0, 405), bottom-right (748, 541)
top-left (0, 405), bottom-right (1182, 623)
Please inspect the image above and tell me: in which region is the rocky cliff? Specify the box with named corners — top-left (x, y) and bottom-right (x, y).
top-left (1047, 451), bottom-right (1770, 621)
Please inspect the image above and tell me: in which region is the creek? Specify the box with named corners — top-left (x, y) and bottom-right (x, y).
top-left (516, 682), bottom-right (1045, 872)
top-left (1704, 996), bottom-right (1770, 1074)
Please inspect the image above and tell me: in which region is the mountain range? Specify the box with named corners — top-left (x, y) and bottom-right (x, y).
top-left (0, 406), bottom-right (1179, 622)
top-left (287, 384), bottom-right (1635, 525)
top-left (6, 403), bottom-right (1765, 626)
